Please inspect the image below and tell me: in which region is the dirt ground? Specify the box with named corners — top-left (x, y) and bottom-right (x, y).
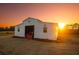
top-left (0, 31), bottom-right (79, 55)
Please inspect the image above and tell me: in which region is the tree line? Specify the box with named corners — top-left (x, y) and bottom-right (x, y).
top-left (0, 26), bottom-right (15, 31)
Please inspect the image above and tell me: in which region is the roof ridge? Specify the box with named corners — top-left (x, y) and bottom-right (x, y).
top-left (23, 17), bottom-right (43, 22)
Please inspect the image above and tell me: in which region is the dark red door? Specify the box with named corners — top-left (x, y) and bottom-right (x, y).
top-left (25, 26), bottom-right (34, 39)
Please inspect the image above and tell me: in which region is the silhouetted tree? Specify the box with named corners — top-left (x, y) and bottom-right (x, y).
top-left (0, 27), bottom-right (4, 31)
top-left (0, 26), bottom-right (15, 31)
top-left (9, 26), bottom-right (15, 31)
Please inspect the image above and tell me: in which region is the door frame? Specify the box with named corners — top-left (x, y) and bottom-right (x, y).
top-left (25, 25), bottom-right (34, 39)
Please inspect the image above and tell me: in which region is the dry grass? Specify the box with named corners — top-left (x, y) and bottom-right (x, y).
top-left (0, 31), bottom-right (79, 55)
top-left (0, 31), bottom-right (14, 36)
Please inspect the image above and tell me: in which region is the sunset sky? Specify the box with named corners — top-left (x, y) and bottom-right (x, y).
top-left (0, 3), bottom-right (79, 27)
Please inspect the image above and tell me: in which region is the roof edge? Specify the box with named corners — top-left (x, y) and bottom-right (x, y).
top-left (23, 17), bottom-right (43, 22)
top-left (15, 17), bottom-right (58, 26)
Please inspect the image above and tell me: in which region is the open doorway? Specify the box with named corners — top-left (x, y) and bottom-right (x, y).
top-left (25, 25), bottom-right (34, 39)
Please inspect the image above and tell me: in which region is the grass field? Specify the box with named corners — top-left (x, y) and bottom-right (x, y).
top-left (0, 31), bottom-right (79, 55)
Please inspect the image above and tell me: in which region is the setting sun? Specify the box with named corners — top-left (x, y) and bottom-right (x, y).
top-left (58, 23), bottom-right (65, 29)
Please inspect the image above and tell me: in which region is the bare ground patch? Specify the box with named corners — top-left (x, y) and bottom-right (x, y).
top-left (0, 32), bottom-right (79, 54)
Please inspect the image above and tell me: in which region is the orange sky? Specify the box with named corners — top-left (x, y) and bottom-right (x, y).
top-left (0, 3), bottom-right (79, 27)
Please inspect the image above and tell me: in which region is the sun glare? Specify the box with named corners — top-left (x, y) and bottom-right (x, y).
top-left (58, 23), bottom-right (65, 29)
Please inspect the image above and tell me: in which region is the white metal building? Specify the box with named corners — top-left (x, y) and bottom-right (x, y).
top-left (15, 17), bottom-right (58, 40)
